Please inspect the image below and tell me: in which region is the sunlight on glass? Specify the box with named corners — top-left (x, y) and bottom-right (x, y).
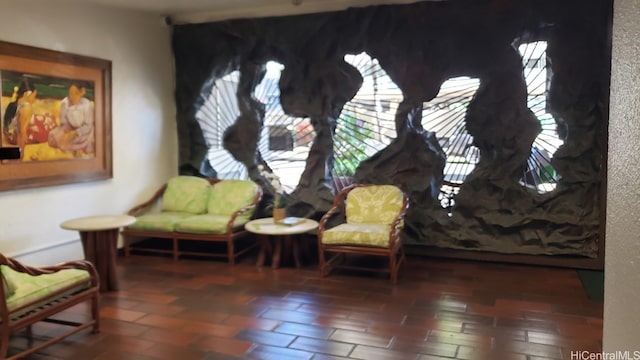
top-left (196, 44), bottom-right (562, 199)
top-left (255, 61), bottom-right (311, 193)
top-left (518, 41), bottom-right (563, 194)
top-left (422, 76), bottom-right (480, 184)
top-left (196, 61), bottom-right (312, 191)
top-left (334, 52), bottom-right (400, 181)
top-left (425, 40), bottom-right (563, 214)
top-left (197, 70), bottom-right (248, 180)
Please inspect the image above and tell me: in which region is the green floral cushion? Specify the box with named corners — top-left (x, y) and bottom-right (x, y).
top-left (346, 185), bottom-right (404, 224)
top-left (161, 176), bottom-right (211, 214)
top-left (1, 266), bottom-right (17, 298)
top-left (175, 214), bottom-right (249, 234)
top-left (322, 223), bottom-right (392, 247)
top-left (128, 211), bottom-right (193, 232)
top-left (2, 266), bottom-right (90, 313)
top-left (2, 279), bottom-right (9, 297)
top-left (207, 180), bottom-right (258, 223)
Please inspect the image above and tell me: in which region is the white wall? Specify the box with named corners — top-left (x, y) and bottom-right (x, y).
top-left (0, 0), bottom-right (177, 264)
top-left (604, 0), bottom-right (640, 351)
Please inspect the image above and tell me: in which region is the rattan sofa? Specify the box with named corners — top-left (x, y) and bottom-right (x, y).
top-left (121, 176), bottom-right (262, 264)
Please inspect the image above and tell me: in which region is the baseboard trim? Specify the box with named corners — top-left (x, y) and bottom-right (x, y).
top-left (8, 238), bottom-right (84, 265)
top-left (405, 245), bottom-right (604, 270)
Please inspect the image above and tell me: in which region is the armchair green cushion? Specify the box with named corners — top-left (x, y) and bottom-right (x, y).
top-left (1, 265), bottom-right (17, 298)
top-left (161, 176), bottom-right (211, 214)
top-left (321, 223), bottom-right (393, 247)
top-left (2, 265), bottom-right (91, 313)
top-left (345, 185), bottom-right (404, 224)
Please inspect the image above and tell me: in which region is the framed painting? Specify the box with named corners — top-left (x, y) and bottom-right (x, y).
top-left (0, 41), bottom-right (112, 191)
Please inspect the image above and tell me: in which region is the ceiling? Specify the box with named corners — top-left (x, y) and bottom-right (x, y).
top-left (81, 0), bottom-right (431, 24)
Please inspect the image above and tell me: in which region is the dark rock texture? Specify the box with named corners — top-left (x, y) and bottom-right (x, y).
top-left (172, 0), bottom-right (611, 258)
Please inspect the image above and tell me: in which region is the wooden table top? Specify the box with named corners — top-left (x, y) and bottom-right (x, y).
top-left (245, 217), bottom-right (318, 236)
top-left (60, 215), bottom-right (136, 231)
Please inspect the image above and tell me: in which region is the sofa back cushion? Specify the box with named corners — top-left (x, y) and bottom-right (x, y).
top-left (346, 185), bottom-right (404, 224)
top-left (161, 176), bottom-right (211, 214)
top-left (208, 180), bottom-right (259, 220)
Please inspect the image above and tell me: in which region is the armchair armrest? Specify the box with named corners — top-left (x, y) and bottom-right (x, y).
top-left (387, 193), bottom-right (409, 247)
top-left (318, 184), bottom-right (355, 233)
top-left (318, 206), bottom-right (341, 233)
top-left (0, 253), bottom-right (99, 288)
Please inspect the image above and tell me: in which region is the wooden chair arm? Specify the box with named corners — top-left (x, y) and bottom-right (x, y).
top-left (0, 253), bottom-right (100, 288)
top-left (225, 186), bottom-right (263, 232)
top-left (388, 191), bottom-right (410, 247)
top-left (318, 206), bottom-right (340, 233)
top-left (318, 184), bottom-right (356, 232)
top-left (127, 183), bottom-right (168, 216)
top-left (225, 204), bottom-right (257, 231)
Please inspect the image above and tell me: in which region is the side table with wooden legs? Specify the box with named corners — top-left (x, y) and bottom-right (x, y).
top-left (245, 217), bottom-right (318, 269)
top-left (60, 215), bottom-right (136, 292)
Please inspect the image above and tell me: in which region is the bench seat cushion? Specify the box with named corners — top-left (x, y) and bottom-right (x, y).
top-left (127, 211), bottom-right (194, 232)
top-left (175, 214), bottom-right (248, 234)
top-left (2, 265), bottom-right (91, 313)
top-left (321, 223), bottom-right (392, 248)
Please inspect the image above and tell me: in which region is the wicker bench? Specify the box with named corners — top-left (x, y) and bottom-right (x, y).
top-left (122, 176), bottom-right (262, 264)
top-left (0, 253), bottom-right (100, 359)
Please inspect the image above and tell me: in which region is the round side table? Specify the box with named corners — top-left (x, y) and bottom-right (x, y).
top-left (61, 215), bottom-right (136, 292)
top-left (245, 217), bottom-right (318, 269)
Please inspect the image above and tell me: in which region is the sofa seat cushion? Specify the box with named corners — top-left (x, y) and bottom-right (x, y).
top-left (174, 214), bottom-right (249, 234)
top-left (128, 211), bottom-right (193, 232)
top-left (2, 266), bottom-right (90, 314)
top-left (321, 223), bottom-right (392, 248)
top-left (162, 176), bottom-right (211, 214)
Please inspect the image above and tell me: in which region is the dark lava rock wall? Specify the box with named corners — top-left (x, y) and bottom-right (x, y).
top-left (172, 0), bottom-right (611, 258)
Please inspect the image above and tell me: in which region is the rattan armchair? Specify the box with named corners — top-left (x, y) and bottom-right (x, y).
top-left (317, 184), bottom-right (409, 284)
top-left (0, 253), bottom-right (100, 359)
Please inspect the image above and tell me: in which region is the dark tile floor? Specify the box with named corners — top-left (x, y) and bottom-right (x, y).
top-left (8, 250), bottom-right (602, 359)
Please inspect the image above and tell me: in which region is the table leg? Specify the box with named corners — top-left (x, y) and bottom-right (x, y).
top-left (291, 235), bottom-right (302, 268)
top-left (272, 236), bottom-right (283, 269)
top-left (300, 234), bottom-right (314, 264)
top-left (256, 235), bottom-right (272, 267)
top-left (80, 229), bottom-right (119, 292)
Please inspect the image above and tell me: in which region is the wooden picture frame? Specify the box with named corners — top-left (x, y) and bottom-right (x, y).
top-left (0, 41), bottom-right (112, 191)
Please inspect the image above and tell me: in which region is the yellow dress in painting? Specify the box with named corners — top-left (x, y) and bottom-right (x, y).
top-left (21, 143), bottom-right (76, 162)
